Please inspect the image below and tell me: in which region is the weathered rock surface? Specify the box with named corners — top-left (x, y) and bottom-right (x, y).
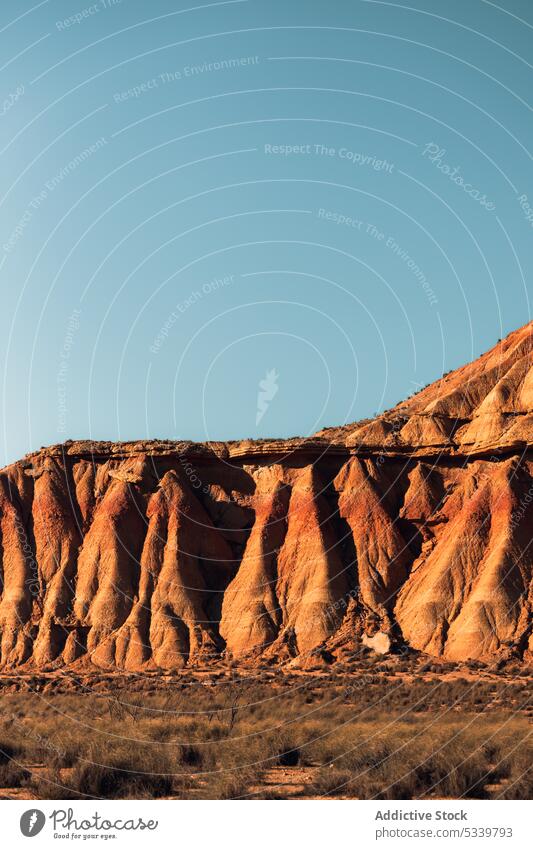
top-left (0, 323), bottom-right (532, 669)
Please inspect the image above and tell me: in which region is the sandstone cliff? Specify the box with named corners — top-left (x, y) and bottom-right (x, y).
top-left (0, 322), bottom-right (532, 670)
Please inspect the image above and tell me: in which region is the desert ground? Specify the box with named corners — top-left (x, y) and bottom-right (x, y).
top-left (0, 325), bottom-right (531, 801)
top-left (1, 649), bottom-right (530, 801)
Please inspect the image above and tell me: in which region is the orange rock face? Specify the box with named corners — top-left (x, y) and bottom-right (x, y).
top-left (0, 323), bottom-right (532, 669)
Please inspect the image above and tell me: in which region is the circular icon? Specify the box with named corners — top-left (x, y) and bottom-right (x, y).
top-left (20, 809), bottom-right (46, 837)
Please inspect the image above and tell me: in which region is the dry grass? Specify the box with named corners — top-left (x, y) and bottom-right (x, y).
top-left (0, 667), bottom-right (530, 800)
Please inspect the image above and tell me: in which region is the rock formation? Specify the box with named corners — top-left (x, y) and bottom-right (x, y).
top-left (0, 322), bottom-right (532, 670)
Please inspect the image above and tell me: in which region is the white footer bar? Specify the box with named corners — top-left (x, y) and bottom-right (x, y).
top-left (2, 799), bottom-right (529, 848)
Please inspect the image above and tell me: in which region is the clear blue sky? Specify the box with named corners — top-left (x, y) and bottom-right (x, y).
top-left (1, 0), bottom-right (531, 465)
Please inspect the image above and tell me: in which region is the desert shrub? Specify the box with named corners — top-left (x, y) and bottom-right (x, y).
top-left (47, 737), bottom-right (80, 769)
top-left (312, 767), bottom-right (353, 797)
top-left (278, 746), bottom-right (300, 767)
top-left (0, 742), bottom-right (30, 787)
top-left (308, 728), bottom-right (511, 800)
top-left (0, 742), bottom-right (21, 764)
top-left (179, 744), bottom-right (203, 767)
top-left (497, 766), bottom-right (532, 800)
top-left (42, 745), bottom-right (179, 800)
top-left (67, 759), bottom-right (174, 799)
top-left (411, 749), bottom-right (492, 799)
top-left (31, 768), bottom-right (90, 800)
top-left (205, 766), bottom-right (258, 800)
top-left (0, 762), bottom-right (31, 787)
top-left (494, 749), bottom-right (532, 800)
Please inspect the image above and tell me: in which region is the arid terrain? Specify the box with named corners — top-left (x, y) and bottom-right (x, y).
top-left (0, 322), bottom-right (531, 799)
top-left (0, 321), bottom-right (532, 671)
top-left (0, 654), bottom-right (531, 800)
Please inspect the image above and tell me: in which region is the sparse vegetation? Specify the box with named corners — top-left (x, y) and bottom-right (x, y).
top-left (0, 662), bottom-right (530, 800)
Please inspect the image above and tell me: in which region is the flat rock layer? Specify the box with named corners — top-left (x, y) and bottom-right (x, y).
top-left (0, 322), bottom-right (532, 670)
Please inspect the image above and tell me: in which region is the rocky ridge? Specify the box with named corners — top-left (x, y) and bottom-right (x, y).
top-left (0, 322), bottom-right (532, 670)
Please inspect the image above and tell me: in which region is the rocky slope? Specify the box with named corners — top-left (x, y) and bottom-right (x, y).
top-left (0, 323), bottom-right (532, 671)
